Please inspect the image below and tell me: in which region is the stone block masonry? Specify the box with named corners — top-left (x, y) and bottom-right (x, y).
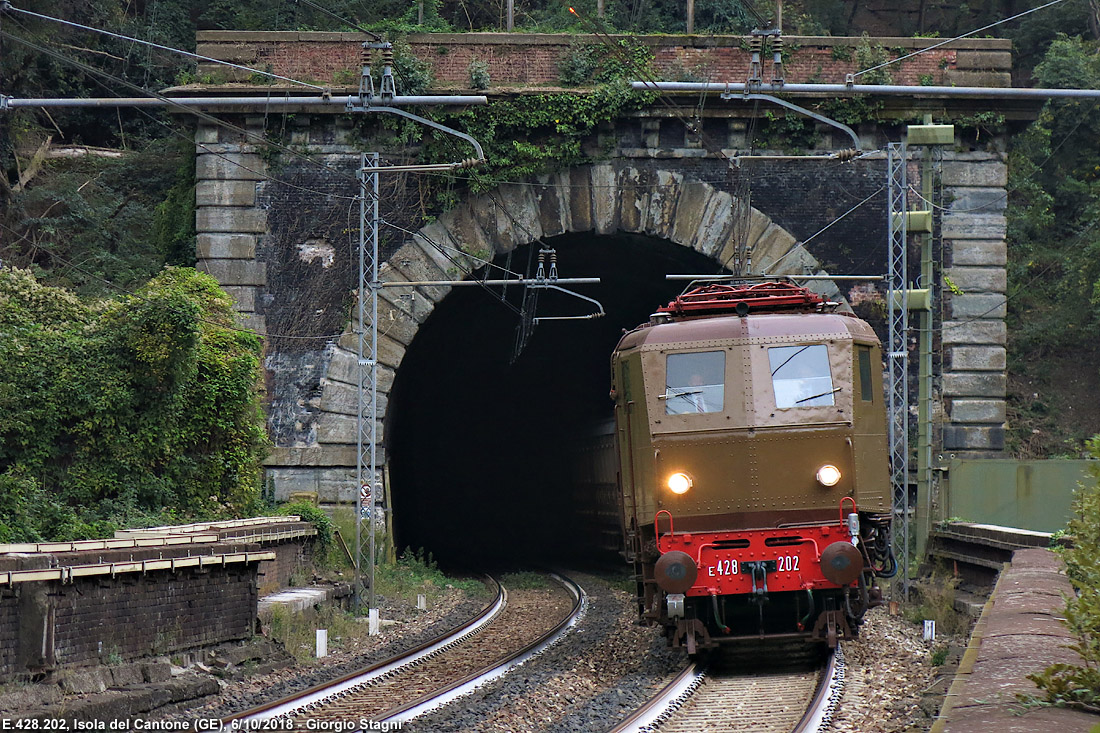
top-left (184, 37), bottom-right (1019, 495)
top-left (941, 151), bottom-right (1010, 454)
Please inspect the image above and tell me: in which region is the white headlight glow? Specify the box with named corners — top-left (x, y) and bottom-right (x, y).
top-left (667, 472), bottom-right (693, 495)
top-left (816, 464), bottom-right (842, 487)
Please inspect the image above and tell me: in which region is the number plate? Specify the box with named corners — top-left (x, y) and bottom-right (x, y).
top-left (706, 558), bottom-right (739, 576)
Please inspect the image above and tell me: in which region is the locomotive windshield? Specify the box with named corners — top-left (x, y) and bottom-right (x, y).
top-left (664, 351), bottom-right (725, 415)
top-left (769, 344), bottom-right (836, 407)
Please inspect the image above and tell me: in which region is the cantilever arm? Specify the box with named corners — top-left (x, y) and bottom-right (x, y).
top-left (359, 105), bottom-right (486, 163)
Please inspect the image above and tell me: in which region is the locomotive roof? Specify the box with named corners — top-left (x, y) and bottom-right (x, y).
top-left (616, 311), bottom-right (879, 352)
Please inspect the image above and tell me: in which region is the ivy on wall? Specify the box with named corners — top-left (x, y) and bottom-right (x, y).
top-left (0, 266), bottom-right (268, 541)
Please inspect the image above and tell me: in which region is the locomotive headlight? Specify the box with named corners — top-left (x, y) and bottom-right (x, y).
top-left (667, 472), bottom-right (694, 495)
top-left (816, 464), bottom-right (842, 487)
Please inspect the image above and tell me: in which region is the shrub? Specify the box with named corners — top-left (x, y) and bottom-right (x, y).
top-left (0, 266), bottom-right (268, 537)
top-left (468, 60), bottom-right (490, 90)
top-left (278, 501), bottom-right (335, 562)
top-left (1028, 436), bottom-right (1100, 710)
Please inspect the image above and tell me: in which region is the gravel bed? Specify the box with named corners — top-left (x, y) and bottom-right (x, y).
top-left (407, 578), bottom-right (948, 732)
top-left (163, 584), bottom-right (490, 721)
top-left (168, 576), bottom-right (944, 731)
top-left (827, 606), bottom-right (944, 733)
top-left (411, 571), bottom-right (684, 733)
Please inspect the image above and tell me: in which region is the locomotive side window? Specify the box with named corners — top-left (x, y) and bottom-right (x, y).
top-left (664, 351), bottom-right (725, 414)
top-left (769, 344), bottom-right (836, 408)
top-left (858, 346), bottom-right (874, 402)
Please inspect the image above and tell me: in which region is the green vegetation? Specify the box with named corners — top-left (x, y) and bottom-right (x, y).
top-left (500, 571), bottom-right (552, 589)
top-left (1005, 34), bottom-right (1100, 457)
top-left (1027, 437), bottom-right (1100, 711)
top-left (3, 140), bottom-right (196, 296)
top-left (278, 501), bottom-right (336, 560)
top-left (903, 564), bottom-right (970, 637)
top-left (266, 604), bottom-right (361, 664)
top-left (408, 39), bottom-right (656, 196)
top-left (376, 548), bottom-right (488, 600)
top-left (0, 266), bottom-right (268, 541)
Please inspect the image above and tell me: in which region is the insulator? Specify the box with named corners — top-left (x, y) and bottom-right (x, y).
top-left (361, 44), bottom-right (372, 66)
top-left (749, 36), bottom-right (762, 53)
top-left (835, 148), bottom-right (860, 162)
top-left (383, 47), bottom-right (394, 66)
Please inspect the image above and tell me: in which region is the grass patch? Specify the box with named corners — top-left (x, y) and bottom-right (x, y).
top-left (266, 604), bottom-right (364, 664)
top-left (499, 571), bottom-right (552, 590)
top-left (903, 565), bottom-right (971, 637)
top-left (376, 548), bottom-right (489, 603)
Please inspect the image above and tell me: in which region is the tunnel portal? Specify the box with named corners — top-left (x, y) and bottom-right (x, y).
top-left (386, 233), bottom-right (724, 568)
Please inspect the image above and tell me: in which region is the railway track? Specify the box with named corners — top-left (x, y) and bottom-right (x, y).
top-left (611, 644), bottom-right (844, 733)
top-left (223, 572), bottom-right (585, 729)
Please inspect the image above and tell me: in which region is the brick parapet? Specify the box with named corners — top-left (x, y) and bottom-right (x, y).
top-left (192, 32), bottom-right (1011, 90)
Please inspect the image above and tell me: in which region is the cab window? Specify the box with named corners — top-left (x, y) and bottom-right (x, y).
top-left (664, 351), bottom-right (725, 415)
top-left (769, 344), bottom-right (835, 408)
top-left (858, 346), bottom-right (873, 402)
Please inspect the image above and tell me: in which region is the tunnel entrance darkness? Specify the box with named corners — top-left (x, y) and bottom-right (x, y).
top-left (387, 232), bottom-right (724, 569)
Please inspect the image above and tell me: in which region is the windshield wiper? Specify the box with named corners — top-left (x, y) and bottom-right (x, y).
top-left (796, 387), bottom-right (842, 404)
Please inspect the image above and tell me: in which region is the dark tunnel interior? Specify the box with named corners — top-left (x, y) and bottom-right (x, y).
top-left (386, 232), bottom-right (725, 570)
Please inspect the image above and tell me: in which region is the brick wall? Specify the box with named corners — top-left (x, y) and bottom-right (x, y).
top-left (0, 590), bottom-right (18, 678)
top-left (49, 567), bottom-right (256, 667)
top-left (1, 548), bottom-right (264, 677)
top-left (193, 32), bottom-right (1012, 89)
top-left (257, 540), bottom-right (315, 593)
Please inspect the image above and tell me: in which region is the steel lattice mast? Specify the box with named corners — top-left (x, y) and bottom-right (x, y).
top-left (886, 141), bottom-right (910, 598)
top-left (355, 152), bottom-right (381, 611)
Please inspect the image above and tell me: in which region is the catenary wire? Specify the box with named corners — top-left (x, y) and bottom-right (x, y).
top-left (853, 0), bottom-right (1069, 78)
top-left (293, 0), bottom-right (383, 41)
top-left (3, 3), bottom-right (329, 91)
top-left (378, 217), bottom-right (524, 316)
top-left (0, 22), bottom-right (363, 200)
top-left (380, 218), bottom-right (524, 280)
top-left (0, 26), bottom-right (364, 190)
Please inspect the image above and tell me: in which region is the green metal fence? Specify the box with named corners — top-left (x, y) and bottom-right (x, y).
top-left (944, 459), bottom-right (1096, 533)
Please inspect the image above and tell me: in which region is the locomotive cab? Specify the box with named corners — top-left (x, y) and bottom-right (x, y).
top-left (612, 281), bottom-right (895, 653)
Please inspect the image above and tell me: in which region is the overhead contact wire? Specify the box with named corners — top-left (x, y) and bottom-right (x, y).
top-left (0, 27), bottom-right (363, 191)
top-left (853, 0), bottom-right (1069, 78)
top-left (4, 4), bottom-right (329, 91)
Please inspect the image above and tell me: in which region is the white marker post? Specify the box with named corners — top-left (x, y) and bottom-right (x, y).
top-left (369, 608), bottom-right (380, 635)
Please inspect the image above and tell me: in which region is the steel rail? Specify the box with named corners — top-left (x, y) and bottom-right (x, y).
top-left (793, 645), bottom-right (845, 733)
top-left (610, 645), bottom-right (843, 733)
top-left (606, 662), bottom-right (705, 733)
top-left (377, 572), bottom-right (587, 724)
top-left (222, 575), bottom-right (504, 725)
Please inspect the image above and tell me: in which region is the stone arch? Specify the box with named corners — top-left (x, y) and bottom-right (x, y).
top-left (311, 162), bottom-right (841, 467)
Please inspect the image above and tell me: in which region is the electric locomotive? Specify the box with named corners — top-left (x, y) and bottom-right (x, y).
top-left (611, 279), bottom-right (895, 653)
